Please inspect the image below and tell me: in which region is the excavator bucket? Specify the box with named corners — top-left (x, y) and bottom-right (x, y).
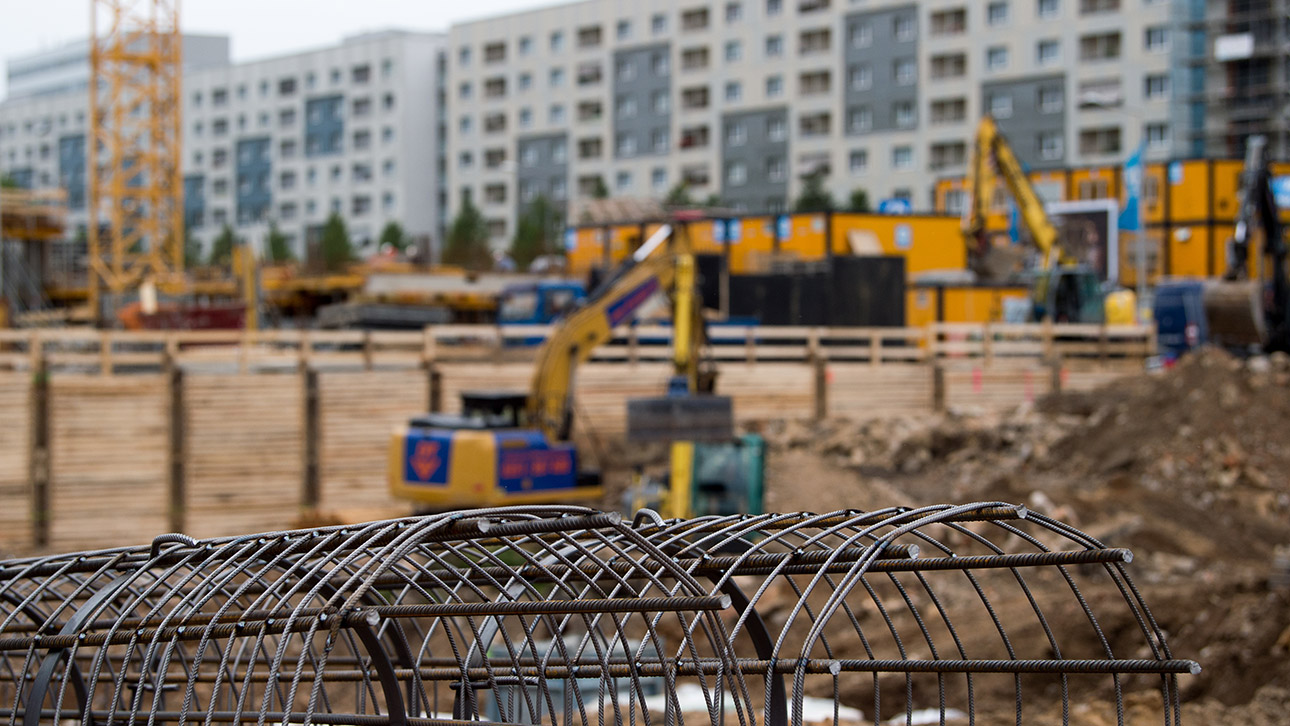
top-left (970, 244), bottom-right (1027, 282)
top-left (626, 394), bottom-right (734, 442)
top-left (1204, 279), bottom-right (1267, 347)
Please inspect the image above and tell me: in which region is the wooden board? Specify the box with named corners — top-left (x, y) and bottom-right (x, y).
top-left (717, 364), bottom-right (814, 422)
top-left (48, 375), bottom-right (168, 552)
top-left (318, 370), bottom-right (427, 516)
top-left (0, 373), bottom-right (31, 554)
top-left (944, 366), bottom-right (1054, 412)
top-left (185, 374), bottom-right (303, 539)
top-left (830, 365), bottom-right (934, 418)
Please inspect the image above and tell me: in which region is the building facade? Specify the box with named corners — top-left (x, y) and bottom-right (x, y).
top-left (0, 30), bottom-right (446, 261)
top-left (447, 0), bottom-right (1181, 249)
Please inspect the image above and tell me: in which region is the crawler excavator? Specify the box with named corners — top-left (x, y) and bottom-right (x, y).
top-left (963, 116), bottom-right (1136, 323)
top-left (388, 218), bottom-right (754, 513)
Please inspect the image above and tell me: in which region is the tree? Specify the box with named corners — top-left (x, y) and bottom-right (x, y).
top-left (663, 182), bottom-right (693, 208)
top-left (509, 194), bottom-right (563, 271)
top-left (443, 195), bottom-right (492, 270)
top-left (847, 188), bottom-right (871, 213)
top-left (0, 174), bottom-right (19, 189)
top-left (794, 173), bottom-right (836, 213)
top-left (703, 194), bottom-right (723, 208)
top-left (590, 175), bottom-right (610, 200)
top-left (207, 224), bottom-right (237, 266)
top-left (264, 222), bottom-right (295, 263)
top-left (319, 212), bottom-right (355, 271)
top-left (378, 221), bottom-right (408, 252)
top-left (183, 227), bottom-right (203, 268)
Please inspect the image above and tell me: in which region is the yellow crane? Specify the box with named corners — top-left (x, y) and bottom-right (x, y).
top-left (964, 116), bottom-right (1135, 323)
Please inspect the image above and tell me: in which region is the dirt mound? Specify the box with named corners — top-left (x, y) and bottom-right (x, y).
top-left (754, 347), bottom-right (1290, 715)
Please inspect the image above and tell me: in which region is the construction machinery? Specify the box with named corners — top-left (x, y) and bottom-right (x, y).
top-left (964, 116), bottom-right (1135, 323)
top-left (1156, 135), bottom-right (1290, 355)
top-left (389, 220), bottom-right (746, 511)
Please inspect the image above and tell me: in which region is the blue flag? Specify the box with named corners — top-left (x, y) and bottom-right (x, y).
top-left (1118, 144), bottom-right (1145, 232)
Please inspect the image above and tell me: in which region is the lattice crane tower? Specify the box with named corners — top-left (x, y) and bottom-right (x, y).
top-left (88, 0), bottom-right (183, 321)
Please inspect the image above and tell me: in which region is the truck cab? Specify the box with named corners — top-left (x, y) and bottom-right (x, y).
top-left (498, 281), bottom-right (587, 324)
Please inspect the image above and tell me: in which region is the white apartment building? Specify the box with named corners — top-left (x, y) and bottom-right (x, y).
top-left (0, 30), bottom-right (446, 260)
top-left (448, 0), bottom-right (1177, 248)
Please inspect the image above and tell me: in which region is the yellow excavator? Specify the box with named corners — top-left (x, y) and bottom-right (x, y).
top-left (389, 217), bottom-right (754, 516)
top-left (964, 116), bottom-right (1136, 324)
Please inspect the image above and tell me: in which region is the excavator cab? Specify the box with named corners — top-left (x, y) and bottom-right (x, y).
top-left (1033, 267), bottom-right (1105, 323)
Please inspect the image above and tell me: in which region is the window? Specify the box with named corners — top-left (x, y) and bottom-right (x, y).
top-left (552, 140), bottom-right (567, 162)
top-left (549, 105), bottom-right (566, 124)
top-left (894, 58), bottom-right (916, 85)
top-left (616, 133), bottom-right (637, 157)
top-left (484, 78), bottom-right (506, 98)
top-left (683, 47), bottom-right (710, 70)
top-left (352, 64), bottom-right (371, 83)
top-left (892, 146), bottom-right (913, 170)
top-left (849, 21), bottom-right (872, 48)
top-left (280, 171), bottom-right (297, 190)
top-left (352, 97), bottom-right (372, 117)
top-left (894, 14), bottom-right (915, 41)
top-left (550, 68), bottom-right (565, 87)
top-left (726, 121), bottom-right (747, 146)
top-left (766, 0), bottom-right (782, 14)
top-left (680, 125), bottom-right (710, 148)
top-left (767, 156), bottom-right (785, 182)
top-left (725, 2), bottom-right (742, 22)
top-left (725, 40), bottom-right (742, 62)
top-left (577, 25), bottom-right (602, 48)
top-left (382, 127), bottom-right (394, 143)
top-left (518, 73), bottom-right (532, 91)
top-left (1037, 39), bottom-right (1059, 65)
top-left (1079, 32), bottom-right (1121, 61)
top-left (725, 81), bottom-right (742, 101)
top-left (931, 9), bottom-right (967, 36)
top-left (279, 77), bottom-right (297, 96)
top-left (726, 161), bottom-right (747, 186)
top-left (279, 108), bottom-right (296, 127)
top-left (1038, 0), bottom-right (1059, 16)
top-left (459, 82), bottom-right (472, 99)
top-left (799, 112), bottom-right (831, 137)
top-left (1078, 126), bottom-right (1121, 155)
top-left (1145, 122), bottom-right (1169, 150)
top-left (986, 46), bottom-right (1008, 70)
top-left (459, 115), bottom-right (472, 134)
top-left (681, 8), bottom-right (710, 31)
top-left (1039, 132), bottom-right (1064, 160)
top-left (894, 101), bottom-right (916, 128)
top-left (799, 28), bottom-right (830, 54)
top-left (653, 168), bottom-right (668, 188)
top-left (768, 117), bottom-right (786, 141)
top-left (578, 137), bottom-right (603, 159)
top-left (519, 36), bottom-right (533, 55)
top-left (1079, 0), bottom-right (1118, 13)
top-left (652, 13), bottom-right (667, 33)
top-left (931, 98), bottom-right (967, 124)
top-left (1078, 77), bottom-right (1122, 107)
top-left (849, 64), bottom-right (871, 91)
top-left (1145, 74), bottom-right (1169, 100)
top-left (988, 92), bottom-right (1013, 118)
top-left (550, 31), bottom-right (564, 52)
top-left (353, 129), bottom-right (372, 150)
top-left (1144, 26), bottom-right (1168, 52)
top-left (458, 47), bottom-right (471, 66)
top-left (930, 142), bottom-right (967, 170)
top-left (579, 100), bottom-right (603, 121)
top-left (616, 95), bottom-right (637, 118)
top-left (766, 75), bottom-right (784, 97)
top-left (616, 170), bottom-right (632, 190)
top-left (617, 58), bottom-right (636, 81)
top-left (1039, 86), bottom-right (1064, 112)
top-left (800, 71), bottom-right (830, 95)
top-left (848, 107), bottom-right (872, 133)
top-left (652, 129), bottom-right (669, 152)
top-left (682, 86), bottom-right (710, 109)
top-left (519, 108), bottom-right (533, 127)
top-left (931, 53), bottom-right (967, 79)
top-left (987, 2), bottom-right (1008, 25)
top-left (766, 35), bottom-right (784, 56)
top-left (652, 90), bottom-right (669, 114)
top-left (617, 19), bottom-right (631, 39)
top-left (652, 52), bottom-right (669, 75)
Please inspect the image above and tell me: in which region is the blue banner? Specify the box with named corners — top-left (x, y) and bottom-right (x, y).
top-left (1118, 144), bottom-right (1145, 231)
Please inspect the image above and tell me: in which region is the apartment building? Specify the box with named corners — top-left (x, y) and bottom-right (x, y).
top-left (0, 30), bottom-right (446, 260)
top-left (448, 0), bottom-right (1179, 248)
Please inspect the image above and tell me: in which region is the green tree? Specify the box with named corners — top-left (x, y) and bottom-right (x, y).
top-left (663, 182), bottom-right (693, 208)
top-left (319, 212), bottom-right (354, 271)
top-left (509, 195), bottom-right (563, 270)
top-left (183, 227), bottom-right (203, 268)
top-left (847, 188), bottom-right (871, 213)
top-left (378, 221), bottom-right (408, 251)
top-left (207, 224), bottom-right (237, 266)
top-left (794, 173), bottom-right (836, 213)
top-left (0, 174), bottom-right (19, 189)
top-left (590, 175), bottom-right (610, 200)
top-left (443, 195), bottom-right (492, 270)
top-left (264, 222), bottom-right (295, 263)
top-left (703, 194), bottom-right (722, 208)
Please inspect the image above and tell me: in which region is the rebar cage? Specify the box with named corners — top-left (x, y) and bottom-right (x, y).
top-left (0, 503), bottom-right (1197, 726)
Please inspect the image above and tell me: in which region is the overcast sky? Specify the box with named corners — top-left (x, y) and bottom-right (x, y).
top-left (0, 0), bottom-right (551, 99)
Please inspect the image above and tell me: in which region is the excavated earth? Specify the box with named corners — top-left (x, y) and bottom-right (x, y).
top-left (739, 348), bottom-right (1290, 724)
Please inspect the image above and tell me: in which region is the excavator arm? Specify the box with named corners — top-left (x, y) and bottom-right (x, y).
top-left (528, 223), bottom-right (699, 442)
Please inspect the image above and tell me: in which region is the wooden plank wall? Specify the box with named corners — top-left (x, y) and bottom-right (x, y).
top-left (185, 374), bottom-right (303, 539)
top-left (718, 365), bottom-right (814, 421)
top-left (830, 366), bottom-right (934, 418)
top-left (318, 370), bottom-right (428, 517)
top-left (944, 364), bottom-right (1055, 412)
top-left (48, 376), bottom-right (168, 552)
top-left (0, 373), bottom-right (31, 555)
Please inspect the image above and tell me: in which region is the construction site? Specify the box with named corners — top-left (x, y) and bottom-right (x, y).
top-left (3, 2), bottom-right (1290, 726)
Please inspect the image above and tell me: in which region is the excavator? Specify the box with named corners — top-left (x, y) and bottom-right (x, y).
top-left (1156, 135), bottom-right (1289, 355)
top-left (388, 216), bottom-right (757, 515)
top-left (963, 116), bottom-right (1136, 324)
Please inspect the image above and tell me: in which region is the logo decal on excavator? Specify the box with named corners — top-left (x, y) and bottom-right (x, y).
top-left (606, 278), bottom-right (661, 326)
top-left (409, 440), bottom-right (442, 481)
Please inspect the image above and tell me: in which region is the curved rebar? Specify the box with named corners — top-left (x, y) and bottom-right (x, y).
top-left (0, 504), bottom-right (1197, 726)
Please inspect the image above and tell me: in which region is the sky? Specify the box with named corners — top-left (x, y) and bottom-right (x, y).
top-left (0, 0), bottom-right (551, 98)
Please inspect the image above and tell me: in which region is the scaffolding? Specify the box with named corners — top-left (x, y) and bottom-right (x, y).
top-left (88, 0), bottom-right (185, 322)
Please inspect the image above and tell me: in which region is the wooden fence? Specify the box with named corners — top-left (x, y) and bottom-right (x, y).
top-left (0, 322), bottom-right (1157, 373)
top-left (0, 342), bottom-right (1147, 554)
